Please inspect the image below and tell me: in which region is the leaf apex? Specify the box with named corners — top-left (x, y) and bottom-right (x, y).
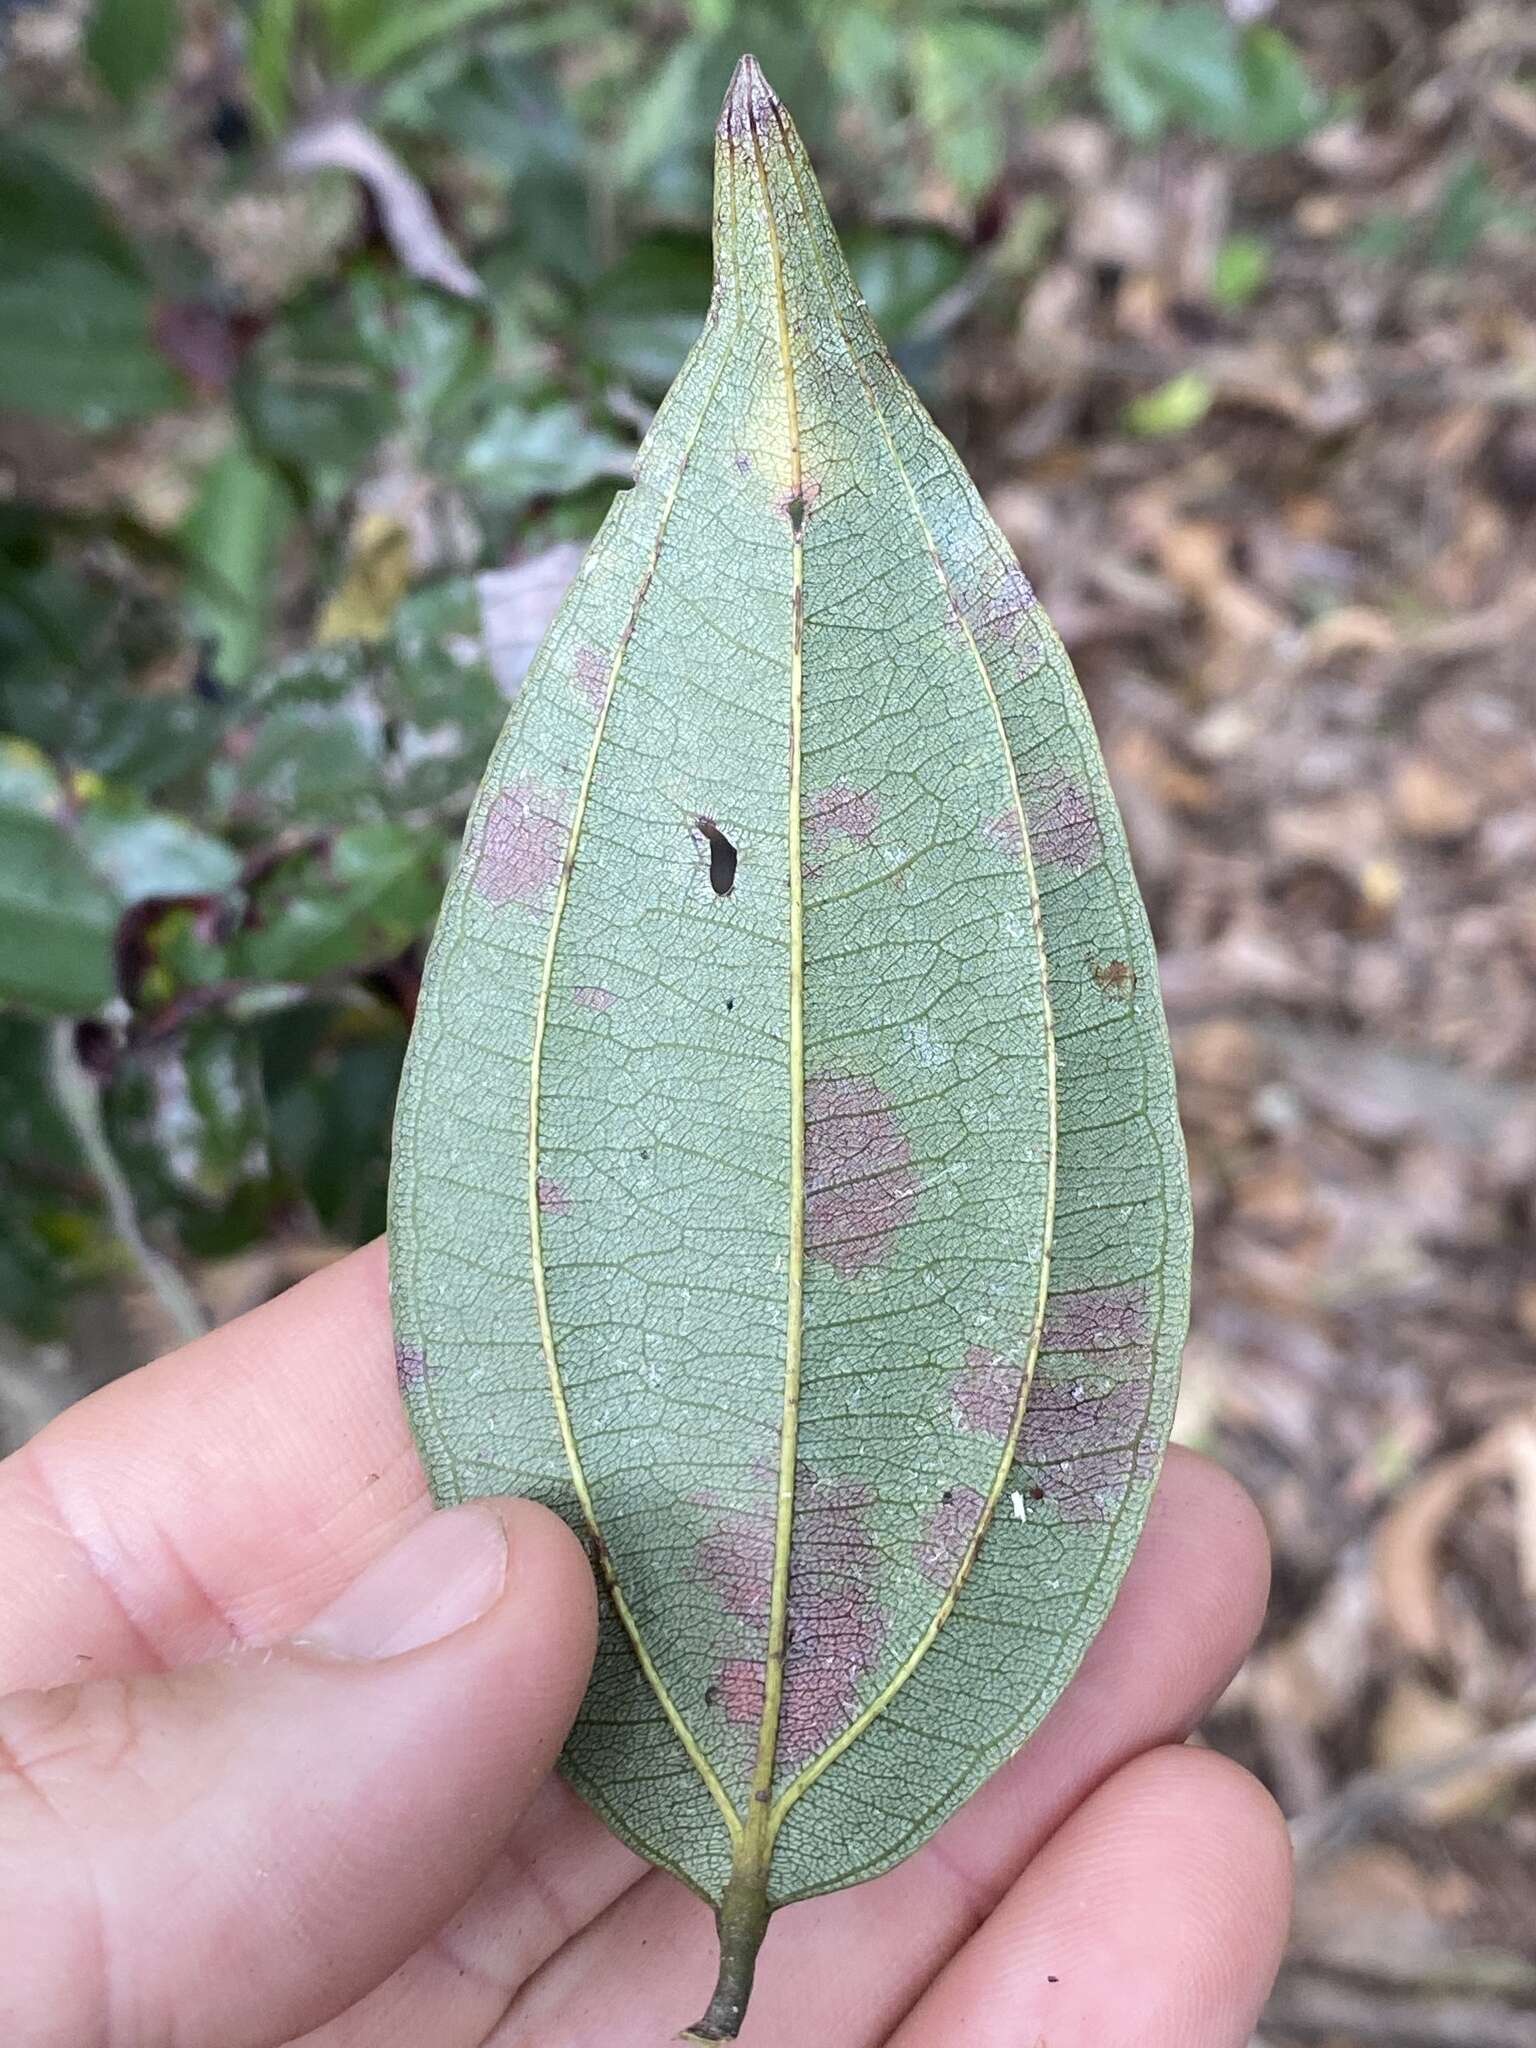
top-left (717, 51), bottom-right (783, 145)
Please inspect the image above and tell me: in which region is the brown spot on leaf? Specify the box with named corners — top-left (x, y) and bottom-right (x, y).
top-left (1093, 958), bottom-right (1137, 1000)
top-left (804, 1075), bottom-right (919, 1277)
top-left (572, 985), bottom-right (615, 1012)
top-left (916, 1484), bottom-right (987, 1585)
top-left (695, 1463), bottom-right (888, 1768)
top-left (950, 1343), bottom-right (1023, 1440)
top-left (537, 1177), bottom-right (573, 1217)
top-left (804, 784), bottom-right (880, 853)
top-left (572, 644), bottom-right (611, 712)
top-left (394, 1341), bottom-right (426, 1394)
top-left (1013, 1372), bottom-right (1157, 1524)
top-left (472, 780), bottom-right (567, 911)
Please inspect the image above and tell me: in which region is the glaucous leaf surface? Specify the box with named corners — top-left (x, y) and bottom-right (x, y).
top-left (389, 55), bottom-right (1189, 2041)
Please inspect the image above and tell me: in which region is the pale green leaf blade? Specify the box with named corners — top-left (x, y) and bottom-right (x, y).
top-left (388, 54), bottom-right (1189, 2041)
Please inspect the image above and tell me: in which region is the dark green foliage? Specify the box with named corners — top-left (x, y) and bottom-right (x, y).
top-left (0, 0), bottom-right (1327, 1339)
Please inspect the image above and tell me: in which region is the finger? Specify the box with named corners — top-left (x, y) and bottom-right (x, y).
top-left (0, 1497), bottom-right (595, 2048)
top-left (884, 1745), bottom-right (1292, 2047)
top-left (491, 1447), bottom-right (1271, 2046)
top-left (0, 1241), bottom-right (423, 1691)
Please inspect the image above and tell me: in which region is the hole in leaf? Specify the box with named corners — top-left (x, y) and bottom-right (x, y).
top-left (784, 492), bottom-right (807, 535)
top-left (696, 815), bottom-right (738, 896)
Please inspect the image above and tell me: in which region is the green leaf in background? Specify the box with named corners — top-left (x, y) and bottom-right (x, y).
top-left (1091, 0), bottom-right (1321, 148)
top-left (390, 57), bottom-right (1189, 2040)
top-left (74, 793), bottom-right (241, 905)
top-left (233, 822), bottom-right (443, 980)
top-left (0, 143), bottom-right (180, 427)
top-left (583, 234), bottom-right (717, 394)
top-left (263, 999), bottom-right (406, 1238)
top-left (1212, 229), bottom-right (1271, 308)
top-left (108, 1017), bottom-right (270, 1210)
top-left (0, 741), bottom-right (242, 1013)
top-left (843, 226), bottom-right (968, 338)
top-left (182, 444), bottom-right (294, 686)
top-left (457, 394), bottom-right (635, 506)
top-left (235, 286), bottom-right (398, 490)
top-left (86, 0), bottom-right (179, 106)
top-left (1124, 368), bottom-right (1215, 436)
top-left (319, 0), bottom-right (532, 83)
top-left (0, 797), bottom-right (120, 1015)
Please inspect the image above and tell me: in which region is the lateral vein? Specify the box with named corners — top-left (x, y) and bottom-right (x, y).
top-left (525, 147), bottom-right (751, 1847)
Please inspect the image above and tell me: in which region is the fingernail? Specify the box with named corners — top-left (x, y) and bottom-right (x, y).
top-left (297, 1504), bottom-right (508, 1659)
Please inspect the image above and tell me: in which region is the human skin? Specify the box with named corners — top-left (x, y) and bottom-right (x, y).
top-left (0, 1239), bottom-right (1291, 2047)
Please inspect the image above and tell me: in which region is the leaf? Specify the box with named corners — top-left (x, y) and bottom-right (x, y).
top-left (320, 0), bottom-right (534, 83)
top-left (86, 0), bottom-right (178, 106)
top-left (0, 745), bottom-right (241, 1015)
top-left (388, 56), bottom-right (1189, 2041)
top-left (0, 800), bottom-right (119, 1015)
top-left (455, 393), bottom-right (635, 505)
top-left (181, 443), bottom-right (293, 686)
top-left (584, 234), bottom-right (717, 394)
top-left (232, 823), bottom-right (443, 980)
top-left (247, 0), bottom-right (297, 135)
top-left (73, 795), bottom-right (241, 906)
top-left (0, 140), bottom-right (180, 429)
top-left (1091, 0), bottom-right (1321, 149)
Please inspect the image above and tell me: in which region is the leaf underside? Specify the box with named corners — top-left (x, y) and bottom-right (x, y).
top-left (389, 53), bottom-right (1189, 2037)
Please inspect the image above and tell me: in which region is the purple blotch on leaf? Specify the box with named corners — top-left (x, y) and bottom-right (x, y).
top-left (983, 768), bottom-right (1102, 875)
top-left (537, 1177), bottom-right (573, 1217)
top-left (394, 1341), bottom-right (427, 1395)
top-left (804, 1075), bottom-right (919, 1278)
top-left (695, 1462), bottom-right (888, 1767)
top-left (572, 644), bottom-right (611, 712)
top-left (915, 1484), bottom-right (987, 1586)
top-left (572, 985), bottom-right (616, 1013)
top-left (804, 784), bottom-right (880, 854)
top-left (1029, 766), bottom-right (1102, 874)
top-left (472, 780), bottom-right (567, 911)
top-left (1043, 1281), bottom-right (1151, 1357)
top-left (950, 1343), bottom-right (1022, 1440)
top-left (1013, 1374), bottom-right (1157, 1524)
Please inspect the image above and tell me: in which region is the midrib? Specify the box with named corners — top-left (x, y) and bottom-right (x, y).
top-left (745, 103), bottom-right (806, 1842)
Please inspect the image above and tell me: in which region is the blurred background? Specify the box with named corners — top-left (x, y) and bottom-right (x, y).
top-left (1, 2), bottom-right (1533, 2040)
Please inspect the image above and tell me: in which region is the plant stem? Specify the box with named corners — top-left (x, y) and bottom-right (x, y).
top-left (681, 1834), bottom-right (773, 2042)
top-left (48, 1020), bottom-right (209, 1346)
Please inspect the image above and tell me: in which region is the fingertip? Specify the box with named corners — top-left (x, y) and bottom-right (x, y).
top-left (1114, 1741), bottom-right (1294, 1924)
top-left (495, 1495), bottom-right (599, 1693)
top-left (1091, 1744), bottom-right (1295, 2030)
top-left (1141, 1444), bottom-right (1272, 1689)
top-left (891, 1743), bottom-right (1292, 2048)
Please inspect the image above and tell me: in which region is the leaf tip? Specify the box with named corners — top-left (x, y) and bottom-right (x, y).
top-left (717, 51), bottom-right (783, 145)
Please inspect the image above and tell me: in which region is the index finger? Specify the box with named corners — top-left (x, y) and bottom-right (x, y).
top-left (0, 1239), bottom-right (428, 1693)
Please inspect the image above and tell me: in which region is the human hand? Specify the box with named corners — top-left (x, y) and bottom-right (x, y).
top-left (0, 1241), bottom-right (1290, 2046)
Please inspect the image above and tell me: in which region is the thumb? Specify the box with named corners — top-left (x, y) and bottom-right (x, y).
top-left (0, 1498), bottom-right (595, 2048)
